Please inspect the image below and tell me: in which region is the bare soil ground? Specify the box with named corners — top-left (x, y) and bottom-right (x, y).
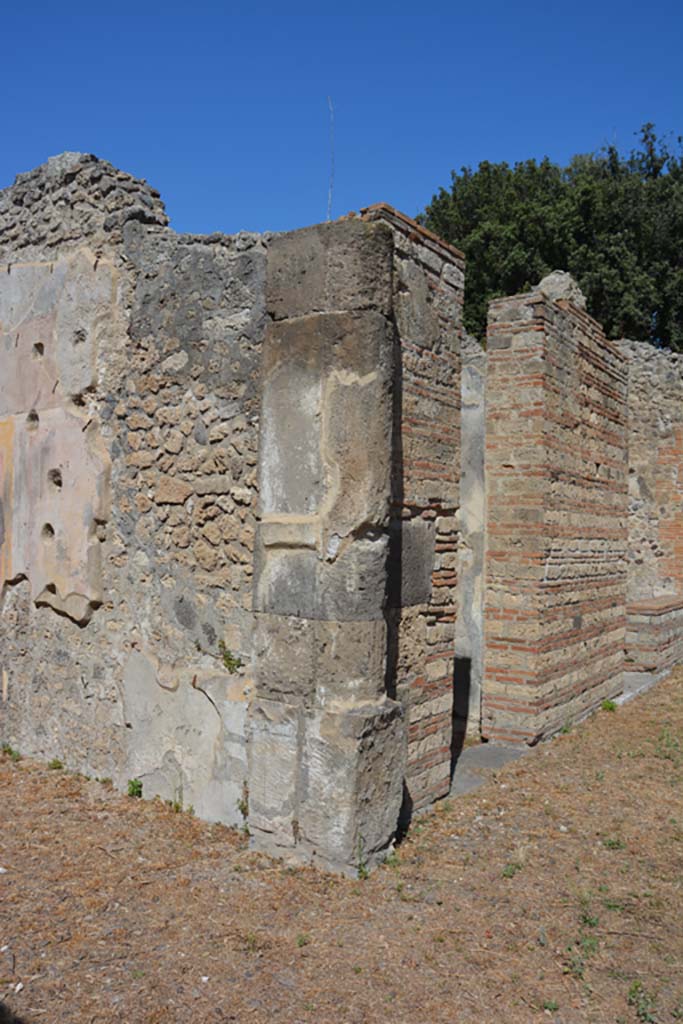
top-left (1, 670), bottom-right (682, 1024)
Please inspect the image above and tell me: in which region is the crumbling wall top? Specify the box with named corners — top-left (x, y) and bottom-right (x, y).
top-left (0, 152), bottom-right (168, 262)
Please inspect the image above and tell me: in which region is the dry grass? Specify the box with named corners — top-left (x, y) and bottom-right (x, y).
top-left (1, 670), bottom-right (682, 1024)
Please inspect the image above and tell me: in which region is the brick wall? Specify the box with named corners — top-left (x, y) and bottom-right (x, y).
top-left (483, 291), bottom-right (628, 742)
top-left (619, 341), bottom-right (683, 602)
top-left (363, 206), bottom-right (464, 810)
top-left (618, 340), bottom-right (683, 676)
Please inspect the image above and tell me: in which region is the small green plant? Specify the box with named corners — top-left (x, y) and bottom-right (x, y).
top-left (218, 640), bottom-right (243, 673)
top-left (47, 758), bottom-right (64, 771)
top-left (580, 910), bottom-right (599, 929)
top-left (384, 849), bottom-right (400, 869)
top-left (96, 776), bottom-right (112, 786)
top-left (543, 999), bottom-right (559, 1012)
top-left (502, 861), bottom-right (522, 879)
top-left (166, 799), bottom-right (182, 814)
top-left (1, 742), bottom-right (21, 762)
top-left (560, 720), bottom-right (572, 735)
top-left (296, 933), bottom-right (310, 948)
top-left (627, 980), bottom-right (657, 1022)
top-left (564, 948), bottom-right (585, 979)
top-left (603, 836), bottom-right (626, 850)
top-left (127, 778), bottom-right (143, 798)
top-left (601, 699), bottom-right (617, 712)
top-left (352, 966), bottom-right (362, 975)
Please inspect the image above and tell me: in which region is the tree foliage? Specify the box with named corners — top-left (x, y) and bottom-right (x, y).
top-left (420, 126), bottom-right (683, 350)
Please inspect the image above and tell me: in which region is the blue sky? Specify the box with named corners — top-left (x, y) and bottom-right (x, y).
top-left (2, 3), bottom-right (682, 236)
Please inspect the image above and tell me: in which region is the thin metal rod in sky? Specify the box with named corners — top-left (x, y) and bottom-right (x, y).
top-left (327, 96), bottom-right (335, 222)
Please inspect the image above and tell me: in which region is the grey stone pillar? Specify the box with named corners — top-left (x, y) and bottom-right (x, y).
top-left (248, 219), bottom-right (406, 874)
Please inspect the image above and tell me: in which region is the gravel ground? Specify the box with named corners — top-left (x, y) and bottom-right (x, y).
top-left (1, 669), bottom-right (682, 1024)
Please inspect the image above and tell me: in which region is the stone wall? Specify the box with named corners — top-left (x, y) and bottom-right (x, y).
top-left (0, 154), bottom-right (265, 823)
top-left (248, 207), bottom-right (464, 865)
top-left (483, 281), bottom-right (628, 742)
top-left (248, 217), bottom-right (405, 872)
top-left (0, 157), bottom-right (464, 873)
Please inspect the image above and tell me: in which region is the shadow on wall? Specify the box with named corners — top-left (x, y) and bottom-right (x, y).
top-left (0, 1002), bottom-right (29, 1024)
top-left (451, 656), bottom-right (472, 777)
top-left (385, 329), bottom-right (473, 838)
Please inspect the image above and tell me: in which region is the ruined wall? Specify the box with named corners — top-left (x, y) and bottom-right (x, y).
top-left (0, 156), bottom-right (465, 869)
top-left (0, 154), bottom-right (265, 822)
top-left (483, 281), bottom-right (628, 742)
top-left (618, 340), bottom-right (683, 676)
top-left (249, 218), bottom-right (405, 872)
top-left (362, 206), bottom-right (463, 813)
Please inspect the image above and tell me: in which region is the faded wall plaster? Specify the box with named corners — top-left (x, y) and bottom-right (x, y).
top-left (0, 251), bottom-right (115, 623)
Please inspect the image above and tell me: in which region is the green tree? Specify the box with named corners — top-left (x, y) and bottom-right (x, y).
top-left (420, 125), bottom-right (683, 350)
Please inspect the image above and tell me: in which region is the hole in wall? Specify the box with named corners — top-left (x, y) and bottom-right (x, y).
top-left (32, 342), bottom-right (45, 358)
top-left (41, 523), bottom-right (55, 540)
top-left (71, 393), bottom-right (86, 408)
top-left (73, 328), bottom-right (87, 346)
top-left (26, 409), bottom-right (39, 431)
top-left (47, 468), bottom-right (63, 490)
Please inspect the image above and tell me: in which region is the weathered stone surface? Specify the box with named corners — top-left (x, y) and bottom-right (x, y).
top-left (534, 270), bottom-right (587, 310)
top-left (253, 614), bottom-right (387, 705)
top-left (154, 475), bottom-right (193, 505)
top-left (0, 155), bottom-right (263, 831)
top-left (249, 214), bottom-right (407, 871)
top-left (248, 694), bottom-right (405, 874)
top-left (122, 650), bottom-right (249, 822)
top-left (0, 252), bottom-right (116, 625)
top-left (255, 307), bottom-right (394, 622)
top-left (266, 218), bottom-right (393, 321)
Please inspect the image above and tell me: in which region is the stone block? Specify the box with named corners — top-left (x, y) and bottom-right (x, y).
top-left (253, 613), bottom-right (387, 705)
top-left (297, 699), bottom-right (405, 873)
top-left (266, 219), bottom-right (393, 321)
top-left (387, 517), bottom-right (435, 607)
top-left (247, 697), bottom-right (302, 848)
top-left (254, 534), bottom-right (389, 621)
